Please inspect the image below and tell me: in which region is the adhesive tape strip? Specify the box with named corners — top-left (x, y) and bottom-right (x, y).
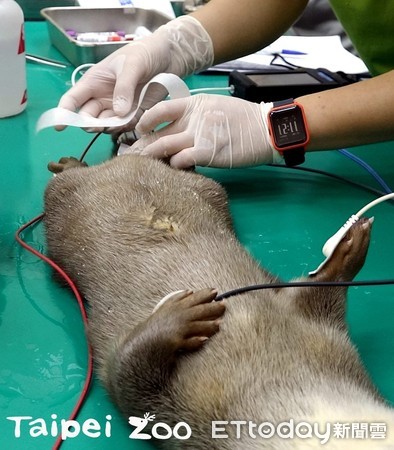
top-left (36, 73), bottom-right (191, 132)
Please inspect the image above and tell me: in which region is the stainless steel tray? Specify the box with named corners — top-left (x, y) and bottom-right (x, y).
top-left (41, 7), bottom-right (171, 66)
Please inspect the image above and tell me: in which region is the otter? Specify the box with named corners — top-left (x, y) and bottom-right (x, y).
top-left (43, 154), bottom-right (394, 449)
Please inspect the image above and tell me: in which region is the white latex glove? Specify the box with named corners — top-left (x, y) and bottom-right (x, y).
top-left (124, 94), bottom-right (283, 169)
top-left (56, 16), bottom-right (213, 129)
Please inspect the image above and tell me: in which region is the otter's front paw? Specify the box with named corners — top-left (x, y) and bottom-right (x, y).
top-left (47, 156), bottom-right (87, 174)
top-left (150, 288), bottom-right (225, 353)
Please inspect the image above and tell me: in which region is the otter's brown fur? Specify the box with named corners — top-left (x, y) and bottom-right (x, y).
top-left (43, 155), bottom-right (394, 449)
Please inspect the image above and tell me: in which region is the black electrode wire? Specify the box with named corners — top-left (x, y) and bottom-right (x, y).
top-left (215, 278), bottom-right (394, 301)
top-left (270, 53), bottom-right (304, 70)
top-left (216, 163), bottom-right (394, 301)
top-left (269, 163), bottom-right (394, 199)
top-left (78, 131), bottom-right (103, 162)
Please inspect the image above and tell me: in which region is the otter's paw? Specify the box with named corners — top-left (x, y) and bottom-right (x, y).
top-left (317, 217), bottom-right (373, 282)
top-left (150, 288), bottom-right (225, 353)
top-left (47, 156), bottom-right (87, 174)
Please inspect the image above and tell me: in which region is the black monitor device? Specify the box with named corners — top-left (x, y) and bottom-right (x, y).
top-left (229, 68), bottom-right (361, 103)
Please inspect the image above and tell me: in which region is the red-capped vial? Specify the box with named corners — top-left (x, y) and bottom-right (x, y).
top-left (76, 31), bottom-right (126, 42)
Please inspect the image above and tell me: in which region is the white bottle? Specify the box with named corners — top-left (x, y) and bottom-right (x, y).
top-left (0, 0), bottom-right (27, 118)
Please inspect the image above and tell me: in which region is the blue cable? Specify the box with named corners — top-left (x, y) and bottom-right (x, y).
top-left (338, 149), bottom-right (393, 194)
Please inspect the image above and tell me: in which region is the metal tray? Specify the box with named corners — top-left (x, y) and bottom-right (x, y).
top-left (41, 7), bottom-right (171, 66)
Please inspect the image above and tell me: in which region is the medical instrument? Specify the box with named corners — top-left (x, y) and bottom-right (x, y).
top-left (26, 53), bottom-right (69, 68)
top-left (229, 68), bottom-right (357, 103)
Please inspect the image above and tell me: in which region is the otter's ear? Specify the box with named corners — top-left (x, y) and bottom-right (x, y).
top-left (47, 157), bottom-right (88, 174)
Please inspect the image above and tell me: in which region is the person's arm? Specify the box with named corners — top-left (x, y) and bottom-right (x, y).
top-left (55, 0), bottom-right (307, 127)
top-left (299, 69), bottom-right (394, 151)
top-left (192, 0), bottom-right (308, 64)
top-left (126, 70), bottom-right (394, 169)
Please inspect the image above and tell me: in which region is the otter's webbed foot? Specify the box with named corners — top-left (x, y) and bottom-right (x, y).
top-left (107, 289), bottom-right (225, 415)
top-left (313, 217), bottom-right (372, 283)
top-left (47, 156), bottom-right (87, 174)
top-left (295, 218), bottom-right (372, 327)
top-left (151, 288), bottom-right (225, 353)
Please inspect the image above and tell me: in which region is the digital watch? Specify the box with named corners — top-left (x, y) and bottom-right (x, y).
top-left (267, 99), bottom-right (310, 167)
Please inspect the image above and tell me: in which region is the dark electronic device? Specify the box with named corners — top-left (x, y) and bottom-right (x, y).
top-left (267, 99), bottom-right (310, 167)
top-left (229, 68), bottom-right (358, 103)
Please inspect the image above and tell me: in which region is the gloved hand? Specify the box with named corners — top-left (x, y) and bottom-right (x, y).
top-left (56, 16), bottom-right (214, 129)
top-left (124, 94), bottom-right (283, 169)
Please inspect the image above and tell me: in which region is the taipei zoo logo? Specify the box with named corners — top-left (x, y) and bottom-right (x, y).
top-left (5, 414), bottom-right (387, 443)
top-left (128, 412), bottom-right (192, 440)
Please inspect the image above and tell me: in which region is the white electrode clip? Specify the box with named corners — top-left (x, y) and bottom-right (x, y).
top-left (308, 214), bottom-right (359, 275)
top-left (309, 192), bottom-right (394, 276)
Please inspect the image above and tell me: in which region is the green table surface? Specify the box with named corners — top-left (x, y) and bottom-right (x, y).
top-left (1, 21), bottom-right (393, 450)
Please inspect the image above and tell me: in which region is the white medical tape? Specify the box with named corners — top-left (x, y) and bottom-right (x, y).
top-left (36, 73), bottom-right (191, 132)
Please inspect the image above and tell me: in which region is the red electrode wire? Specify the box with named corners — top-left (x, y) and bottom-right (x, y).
top-left (15, 213), bottom-right (94, 450)
top-left (14, 132), bottom-right (102, 449)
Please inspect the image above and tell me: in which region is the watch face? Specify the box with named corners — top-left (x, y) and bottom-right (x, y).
top-left (269, 105), bottom-right (308, 149)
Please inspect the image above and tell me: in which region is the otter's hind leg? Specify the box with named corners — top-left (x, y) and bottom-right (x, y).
top-left (295, 217), bottom-right (372, 327)
top-left (104, 289), bottom-right (226, 417)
